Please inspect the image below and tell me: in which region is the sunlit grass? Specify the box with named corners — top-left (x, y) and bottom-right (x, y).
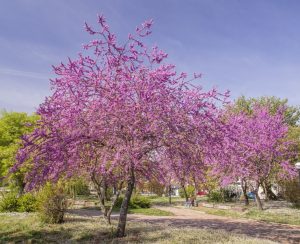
top-left (0, 213), bottom-right (275, 243)
top-left (194, 206), bottom-right (300, 225)
top-left (129, 208), bottom-right (174, 216)
top-left (146, 196), bottom-right (185, 206)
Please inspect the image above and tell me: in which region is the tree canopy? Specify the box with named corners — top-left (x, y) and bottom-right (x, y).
top-left (13, 16), bottom-right (229, 237)
top-left (0, 111), bottom-right (38, 188)
top-left (231, 96), bottom-right (300, 126)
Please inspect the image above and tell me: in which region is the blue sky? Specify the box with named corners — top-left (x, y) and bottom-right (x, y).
top-left (1, 0), bottom-right (300, 112)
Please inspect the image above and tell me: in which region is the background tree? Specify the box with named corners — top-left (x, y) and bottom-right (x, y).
top-left (230, 96), bottom-right (300, 200)
top-left (221, 106), bottom-right (297, 210)
top-left (231, 96), bottom-right (300, 126)
top-left (0, 111), bottom-right (38, 194)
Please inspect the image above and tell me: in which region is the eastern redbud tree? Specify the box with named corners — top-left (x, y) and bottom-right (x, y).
top-left (212, 106), bottom-right (297, 210)
top-left (14, 15), bottom-right (229, 237)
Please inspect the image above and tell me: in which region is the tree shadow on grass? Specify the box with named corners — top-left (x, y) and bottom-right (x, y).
top-left (1, 229), bottom-right (73, 243)
top-left (128, 216), bottom-right (300, 244)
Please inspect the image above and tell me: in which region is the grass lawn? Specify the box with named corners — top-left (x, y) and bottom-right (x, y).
top-left (81, 206), bottom-right (174, 216)
top-left (146, 196), bottom-right (185, 206)
top-left (194, 206), bottom-right (300, 226)
top-left (0, 213), bottom-right (275, 243)
top-left (128, 208), bottom-right (174, 216)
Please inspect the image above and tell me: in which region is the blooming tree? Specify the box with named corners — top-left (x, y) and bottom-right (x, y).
top-left (213, 106), bottom-right (297, 209)
top-left (13, 15), bottom-right (228, 236)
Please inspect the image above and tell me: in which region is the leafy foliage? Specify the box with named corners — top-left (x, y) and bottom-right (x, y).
top-left (37, 183), bottom-right (67, 224)
top-left (0, 192), bottom-right (38, 212)
top-left (281, 179), bottom-right (300, 208)
top-left (0, 192), bottom-right (19, 212)
top-left (65, 178), bottom-right (90, 197)
top-left (207, 189), bottom-right (235, 203)
top-left (179, 185), bottom-right (195, 198)
top-left (18, 193), bottom-right (38, 212)
top-left (207, 191), bottom-right (224, 203)
top-left (115, 195), bottom-right (151, 209)
top-left (0, 111), bottom-right (38, 191)
top-left (231, 96), bottom-right (300, 126)
top-left (131, 195), bottom-right (151, 208)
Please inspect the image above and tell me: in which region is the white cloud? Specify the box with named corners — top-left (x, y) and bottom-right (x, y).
top-left (0, 68), bottom-right (50, 80)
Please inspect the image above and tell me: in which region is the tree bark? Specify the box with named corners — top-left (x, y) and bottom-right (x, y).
top-left (103, 180), bottom-right (109, 201)
top-left (181, 185), bottom-right (188, 202)
top-left (95, 184), bottom-right (110, 224)
top-left (116, 171), bottom-right (135, 238)
top-left (241, 179), bottom-right (249, 206)
top-left (254, 182), bottom-right (263, 210)
top-left (168, 185), bottom-right (172, 204)
top-left (91, 175), bottom-right (122, 225)
top-left (262, 180), bottom-right (277, 201)
top-left (106, 187), bottom-right (122, 225)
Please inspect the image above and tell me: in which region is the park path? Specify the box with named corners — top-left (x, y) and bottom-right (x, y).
top-left (68, 206), bottom-right (300, 244)
top-left (127, 206), bottom-right (300, 244)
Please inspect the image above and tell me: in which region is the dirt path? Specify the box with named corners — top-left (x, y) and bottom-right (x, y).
top-left (68, 207), bottom-right (300, 244)
top-left (128, 207), bottom-right (300, 244)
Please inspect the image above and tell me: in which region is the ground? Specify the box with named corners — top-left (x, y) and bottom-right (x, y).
top-left (131, 206), bottom-right (300, 244)
top-left (1, 205), bottom-right (299, 243)
top-left (1, 196), bottom-right (300, 243)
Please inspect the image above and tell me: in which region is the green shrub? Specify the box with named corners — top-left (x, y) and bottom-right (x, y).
top-left (179, 185), bottom-right (195, 198)
top-left (144, 195), bottom-right (159, 199)
top-left (207, 191), bottom-right (224, 203)
top-left (207, 189), bottom-right (236, 203)
top-left (18, 193), bottom-right (38, 212)
top-left (66, 178), bottom-right (90, 197)
top-left (221, 189), bottom-right (235, 202)
top-left (114, 195), bottom-right (151, 209)
top-left (37, 183), bottom-right (67, 224)
top-left (114, 196), bottom-right (124, 209)
top-left (281, 180), bottom-right (300, 208)
top-left (0, 192), bottom-right (20, 212)
top-left (131, 195), bottom-right (151, 208)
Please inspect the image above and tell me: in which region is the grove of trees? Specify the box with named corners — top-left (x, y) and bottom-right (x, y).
top-left (0, 16), bottom-right (297, 237)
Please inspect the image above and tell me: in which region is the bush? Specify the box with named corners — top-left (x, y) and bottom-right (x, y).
top-left (18, 193), bottom-right (38, 212)
top-left (221, 189), bottom-right (236, 202)
top-left (281, 180), bottom-right (300, 208)
top-left (114, 196), bottom-right (124, 209)
top-left (66, 178), bottom-right (90, 197)
top-left (0, 192), bottom-right (20, 212)
top-left (207, 189), bottom-right (236, 203)
top-left (207, 191), bottom-right (224, 203)
top-left (179, 185), bottom-right (195, 198)
top-left (114, 195), bottom-right (151, 209)
top-left (131, 195), bottom-right (151, 208)
top-left (0, 192), bottom-right (38, 212)
top-left (37, 183), bottom-right (67, 224)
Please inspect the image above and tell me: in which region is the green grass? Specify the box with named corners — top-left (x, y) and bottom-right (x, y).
top-left (84, 205), bottom-right (173, 216)
top-left (72, 195), bottom-right (98, 200)
top-left (194, 206), bottom-right (300, 226)
top-left (128, 208), bottom-right (174, 216)
top-left (0, 213), bottom-right (275, 243)
top-left (146, 196), bottom-right (185, 206)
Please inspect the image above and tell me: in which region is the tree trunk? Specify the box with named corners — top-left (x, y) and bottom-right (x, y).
top-left (103, 180), bottom-right (109, 201)
top-left (254, 182), bottom-right (263, 210)
top-left (116, 172), bottom-right (135, 238)
top-left (95, 186), bottom-right (110, 224)
top-left (91, 175), bottom-right (118, 225)
top-left (263, 181), bottom-right (277, 201)
top-left (193, 177), bottom-right (198, 199)
top-left (168, 185), bottom-right (172, 204)
top-left (181, 185), bottom-right (188, 202)
top-left (106, 187), bottom-right (122, 225)
top-left (241, 179), bottom-right (249, 206)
